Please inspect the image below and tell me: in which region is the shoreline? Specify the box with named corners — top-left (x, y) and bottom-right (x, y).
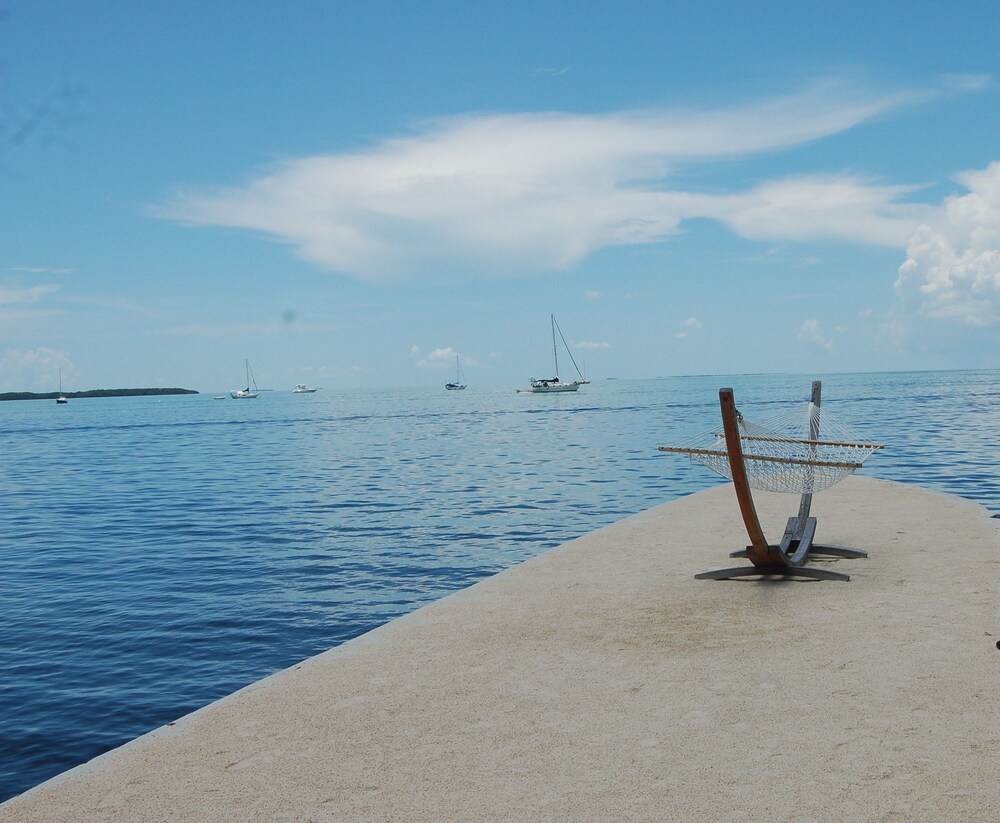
top-left (5, 476), bottom-right (999, 820)
top-left (0, 388), bottom-right (198, 402)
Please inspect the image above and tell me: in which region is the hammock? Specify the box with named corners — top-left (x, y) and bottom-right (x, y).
top-left (661, 400), bottom-right (883, 494)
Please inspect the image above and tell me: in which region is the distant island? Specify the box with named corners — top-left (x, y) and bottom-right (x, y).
top-left (0, 388), bottom-right (199, 402)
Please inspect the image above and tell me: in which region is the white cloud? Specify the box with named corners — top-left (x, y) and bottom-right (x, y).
top-left (941, 73), bottom-right (991, 92)
top-left (572, 340), bottom-right (611, 350)
top-left (677, 316), bottom-right (701, 339)
top-left (0, 347), bottom-right (72, 391)
top-left (166, 81), bottom-right (928, 282)
top-left (798, 318), bottom-right (834, 352)
top-left (895, 161), bottom-right (1000, 326)
top-left (0, 283), bottom-right (59, 306)
top-left (6, 266), bottom-right (76, 275)
top-left (411, 345), bottom-right (478, 369)
top-left (584, 290), bottom-right (602, 300)
top-left (701, 175), bottom-right (926, 247)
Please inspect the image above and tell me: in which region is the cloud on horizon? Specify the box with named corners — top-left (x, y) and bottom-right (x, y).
top-left (798, 318), bottom-right (834, 352)
top-left (895, 161), bottom-right (1000, 326)
top-left (410, 345), bottom-right (479, 369)
top-left (0, 347), bottom-right (72, 391)
top-left (165, 80), bottom-right (938, 283)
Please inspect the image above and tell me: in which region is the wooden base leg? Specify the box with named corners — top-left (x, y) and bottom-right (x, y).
top-left (695, 565), bottom-right (851, 582)
top-left (808, 545), bottom-right (868, 559)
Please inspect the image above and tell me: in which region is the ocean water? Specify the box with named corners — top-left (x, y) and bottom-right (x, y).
top-left (2, 370), bottom-right (998, 802)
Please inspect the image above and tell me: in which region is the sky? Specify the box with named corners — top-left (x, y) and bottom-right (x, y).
top-left (2, 1), bottom-right (1000, 393)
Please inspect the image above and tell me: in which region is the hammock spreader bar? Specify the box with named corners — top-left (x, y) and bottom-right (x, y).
top-left (657, 445), bottom-right (866, 472)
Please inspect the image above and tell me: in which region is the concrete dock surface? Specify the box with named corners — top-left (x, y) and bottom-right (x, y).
top-left (5, 476), bottom-right (999, 822)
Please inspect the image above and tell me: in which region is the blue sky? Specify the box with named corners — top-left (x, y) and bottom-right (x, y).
top-left (2, 1), bottom-right (1000, 392)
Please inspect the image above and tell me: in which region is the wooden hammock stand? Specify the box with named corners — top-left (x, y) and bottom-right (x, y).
top-left (695, 383), bottom-right (868, 582)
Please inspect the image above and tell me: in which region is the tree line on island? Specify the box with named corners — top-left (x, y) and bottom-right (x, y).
top-left (0, 388), bottom-right (199, 402)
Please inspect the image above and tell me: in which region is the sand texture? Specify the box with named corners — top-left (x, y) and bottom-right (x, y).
top-left (5, 476), bottom-right (999, 822)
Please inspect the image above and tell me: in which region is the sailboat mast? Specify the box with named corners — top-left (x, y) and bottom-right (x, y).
top-left (551, 314), bottom-right (559, 377)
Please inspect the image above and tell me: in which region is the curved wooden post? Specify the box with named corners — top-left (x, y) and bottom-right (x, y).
top-left (719, 388), bottom-right (776, 568)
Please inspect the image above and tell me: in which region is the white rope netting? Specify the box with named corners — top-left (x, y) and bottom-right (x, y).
top-left (661, 401), bottom-right (882, 494)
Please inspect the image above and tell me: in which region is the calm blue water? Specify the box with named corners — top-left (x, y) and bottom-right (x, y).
top-left (2, 371), bottom-right (998, 802)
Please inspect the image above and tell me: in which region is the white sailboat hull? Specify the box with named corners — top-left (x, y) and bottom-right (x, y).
top-left (517, 379), bottom-right (588, 393)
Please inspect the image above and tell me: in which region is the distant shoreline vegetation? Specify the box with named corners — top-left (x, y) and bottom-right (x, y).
top-left (0, 388), bottom-right (199, 402)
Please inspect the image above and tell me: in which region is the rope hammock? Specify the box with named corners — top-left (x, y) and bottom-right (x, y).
top-left (661, 399), bottom-right (883, 494)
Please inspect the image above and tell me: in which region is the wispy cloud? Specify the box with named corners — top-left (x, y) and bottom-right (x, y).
top-left (699, 176), bottom-right (927, 247)
top-left (0, 347), bottom-right (72, 391)
top-left (158, 322), bottom-right (266, 337)
top-left (165, 79), bottom-right (938, 282)
top-left (6, 266), bottom-right (76, 275)
top-left (798, 318), bottom-right (834, 352)
top-left (676, 316), bottom-right (701, 339)
top-left (410, 345), bottom-right (479, 369)
top-left (0, 283), bottom-right (60, 306)
top-left (66, 295), bottom-right (162, 318)
top-left (941, 73), bottom-right (991, 92)
top-left (572, 340), bottom-right (611, 350)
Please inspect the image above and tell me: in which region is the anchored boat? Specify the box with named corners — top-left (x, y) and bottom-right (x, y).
top-left (445, 356), bottom-right (466, 391)
top-left (231, 360), bottom-right (259, 399)
top-left (56, 368), bottom-right (68, 404)
top-left (518, 315), bottom-right (590, 393)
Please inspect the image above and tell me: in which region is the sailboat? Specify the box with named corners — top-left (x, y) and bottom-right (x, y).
top-left (56, 368), bottom-right (68, 404)
top-left (518, 315), bottom-right (591, 393)
top-left (230, 360), bottom-right (259, 398)
top-left (445, 356), bottom-right (466, 391)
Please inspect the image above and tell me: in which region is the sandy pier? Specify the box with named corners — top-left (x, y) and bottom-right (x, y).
top-left (5, 476), bottom-right (999, 821)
